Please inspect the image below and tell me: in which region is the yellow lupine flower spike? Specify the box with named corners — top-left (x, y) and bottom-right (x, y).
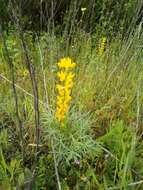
top-left (55, 57), bottom-right (76, 125)
top-left (98, 37), bottom-right (107, 56)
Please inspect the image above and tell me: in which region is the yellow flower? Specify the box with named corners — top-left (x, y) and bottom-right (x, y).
top-left (23, 70), bottom-right (29, 77)
top-left (58, 57), bottom-right (76, 68)
top-left (65, 80), bottom-right (74, 89)
top-left (64, 95), bottom-right (72, 103)
top-left (55, 57), bottom-right (76, 125)
top-left (101, 37), bottom-right (106, 43)
top-left (98, 37), bottom-right (107, 56)
top-left (81, 7), bottom-right (87, 12)
top-left (56, 96), bottom-right (63, 105)
top-left (56, 85), bottom-right (65, 96)
top-left (18, 69), bottom-right (28, 78)
top-left (56, 84), bottom-right (64, 91)
top-left (57, 71), bottom-right (66, 81)
top-left (67, 72), bottom-right (75, 79)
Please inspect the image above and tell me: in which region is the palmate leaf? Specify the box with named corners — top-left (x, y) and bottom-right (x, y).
top-left (42, 110), bottom-right (101, 166)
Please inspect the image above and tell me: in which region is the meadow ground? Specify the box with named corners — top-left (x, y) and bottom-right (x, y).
top-left (0, 26), bottom-right (143, 190)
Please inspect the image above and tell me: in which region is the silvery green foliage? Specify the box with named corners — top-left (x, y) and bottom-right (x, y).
top-left (42, 110), bottom-right (101, 165)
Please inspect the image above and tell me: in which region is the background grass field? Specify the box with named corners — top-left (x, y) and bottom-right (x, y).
top-left (0, 0), bottom-right (143, 189)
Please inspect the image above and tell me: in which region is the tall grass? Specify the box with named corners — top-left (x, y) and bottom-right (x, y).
top-left (0, 0), bottom-right (143, 189)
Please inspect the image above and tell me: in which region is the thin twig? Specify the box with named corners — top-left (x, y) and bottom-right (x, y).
top-left (136, 75), bottom-right (141, 130)
top-left (36, 35), bottom-right (51, 112)
top-left (9, 1), bottom-right (40, 188)
top-left (0, 73), bottom-right (50, 108)
top-left (51, 137), bottom-right (62, 190)
top-left (0, 23), bottom-right (24, 164)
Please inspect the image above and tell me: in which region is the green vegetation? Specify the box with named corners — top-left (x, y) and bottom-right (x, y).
top-left (0, 0), bottom-right (143, 189)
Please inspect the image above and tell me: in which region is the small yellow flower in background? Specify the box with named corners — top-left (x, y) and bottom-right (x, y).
top-left (23, 69), bottom-right (29, 77)
top-left (98, 37), bottom-right (107, 56)
top-left (55, 57), bottom-right (76, 125)
top-left (81, 7), bottom-right (87, 12)
top-left (18, 68), bottom-right (29, 78)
